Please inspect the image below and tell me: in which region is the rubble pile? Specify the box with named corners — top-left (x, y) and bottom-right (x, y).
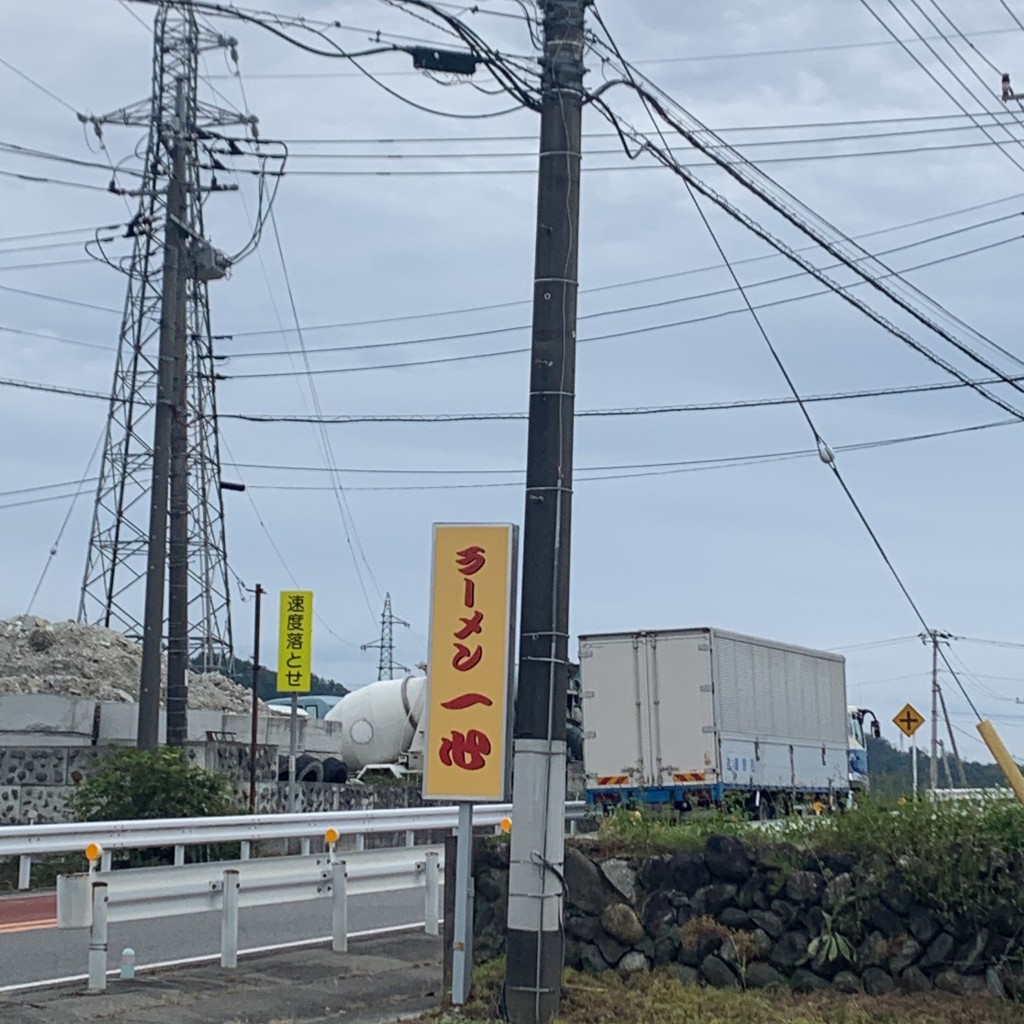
top-left (0, 615), bottom-right (255, 712)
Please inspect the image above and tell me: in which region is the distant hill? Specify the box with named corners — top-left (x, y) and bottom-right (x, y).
top-left (867, 736), bottom-right (1019, 799)
top-left (218, 657), bottom-right (349, 701)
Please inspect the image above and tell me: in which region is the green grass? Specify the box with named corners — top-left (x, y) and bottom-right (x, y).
top-left (573, 800), bottom-right (1024, 942)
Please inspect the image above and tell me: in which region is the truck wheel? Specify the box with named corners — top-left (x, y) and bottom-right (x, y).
top-left (322, 758), bottom-right (349, 784)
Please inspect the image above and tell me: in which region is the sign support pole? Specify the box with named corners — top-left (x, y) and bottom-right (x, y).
top-left (912, 732), bottom-right (918, 799)
top-left (451, 801), bottom-right (474, 1006)
top-left (287, 693), bottom-right (298, 813)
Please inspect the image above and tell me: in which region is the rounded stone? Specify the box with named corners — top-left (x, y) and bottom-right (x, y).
top-left (617, 951), bottom-right (650, 978)
top-left (704, 834), bottom-right (752, 884)
top-left (601, 903), bottom-right (645, 946)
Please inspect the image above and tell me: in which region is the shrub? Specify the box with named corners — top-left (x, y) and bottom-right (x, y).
top-left (68, 747), bottom-right (241, 865)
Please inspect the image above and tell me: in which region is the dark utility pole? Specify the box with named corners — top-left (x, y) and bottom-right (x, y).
top-left (505, 4), bottom-right (587, 1023)
top-left (166, 80), bottom-right (192, 747)
top-left (248, 583), bottom-right (265, 812)
top-left (138, 77), bottom-right (188, 750)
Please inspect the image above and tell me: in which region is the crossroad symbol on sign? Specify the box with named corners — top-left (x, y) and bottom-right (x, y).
top-left (893, 702), bottom-right (925, 738)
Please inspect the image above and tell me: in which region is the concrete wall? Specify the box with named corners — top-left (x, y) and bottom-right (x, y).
top-left (0, 694), bottom-right (345, 754)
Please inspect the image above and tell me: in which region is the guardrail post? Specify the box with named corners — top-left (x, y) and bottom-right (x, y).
top-left (174, 844), bottom-right (185, 867)
top-left (100, 849), bottom-right (112, 873)
top-left (355, 834), bottom-right (365, 852)
top-left (300, 837), bottom-right (311, 856)
top-left (18, 854), bottom-right (31, 890)
top-left (569, 817), bottom-right (578, 836)
top-left (87, 881), bottom-right (109, 993)
top-left (425, 851), bottom-right (440, 936)
top-left (240, 840), bottom-right (251, 861)
top-left (405, 829), bottom-right (415, 848)
top-left (221, 869), bottom-right (240, 969)
top-left (331, 859), bottom-right (348, 953)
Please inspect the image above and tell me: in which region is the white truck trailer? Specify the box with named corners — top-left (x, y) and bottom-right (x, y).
top-left (579, 627), bottom-right (850, 814)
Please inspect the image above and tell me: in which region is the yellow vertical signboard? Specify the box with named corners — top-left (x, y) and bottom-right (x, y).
top-left (423, 524), bottom-right (517, 802)
top-left (277, 590), bottom-right (313, 693)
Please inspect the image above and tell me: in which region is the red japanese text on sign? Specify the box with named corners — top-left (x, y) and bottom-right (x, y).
top-left (423, 525), bottom-right (516, 802)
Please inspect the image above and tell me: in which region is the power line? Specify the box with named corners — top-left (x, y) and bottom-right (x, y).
top-left (220, 190), bottom-right (1024, 340)
top-left (200, 24), bottom-right (1024, 75)
top-left (218, 215), bottom-right (1024, 361)
top-left (0, 223), bottom-right (125, 244)
top-left (0, 54), bottom-right (79, 114)
top-left (0, 324), bottom-right (115, 352)
top-left (226, 417), bottom-right (1021, 489)
top-left (216, 232), bottom-right (1024, 380)
top-left (857, 0), bottom-right (1024, 178)
top-left (243, 121), bottom-right (1024, 160)
top-left (591, 2), bottom-right (985, 724)
top-left (586, 85), bottom-right (1024, 423)
top-left (269, 111), bottom-right (1024, 144)
top-left (11, 365), bottom-right (1024, 420)
top-left (222, 135), bottom-right (1024, 175)
top-left (0, 282), bottom-right (120, 314)
top-left (0, 167), bottom-right (117, 192)
top-left (0, 376), bottom-right (114, 401)
top-left (266, 204), bottom-right (382, 622)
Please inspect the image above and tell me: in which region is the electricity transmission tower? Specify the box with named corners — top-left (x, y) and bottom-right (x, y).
top-left (361, 593), bottom-right (410, 680)
top-left (78, 4), bottom-right (256, 685)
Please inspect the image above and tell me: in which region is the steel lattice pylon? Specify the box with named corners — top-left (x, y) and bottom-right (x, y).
top-left (78, 3), bottom-right (252, 671)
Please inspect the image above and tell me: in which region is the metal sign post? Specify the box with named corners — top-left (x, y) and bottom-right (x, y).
top-left (451, 802), bottom-right (474, 1005)
top-left (893, 702), bottom-right (925, 801)
top-left (422, 523), bottom-right (517, 1006)
top-left (277, 590), bottom-right (313, 814)
top-left (912, 732), bottom-right (918, 798)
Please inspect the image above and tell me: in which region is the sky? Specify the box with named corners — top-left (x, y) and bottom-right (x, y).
top-left (2, 0), bottom-right (1024, 770)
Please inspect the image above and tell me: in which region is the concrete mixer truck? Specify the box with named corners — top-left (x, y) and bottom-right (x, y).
top-left (323, 674), bottom-right (428, 780)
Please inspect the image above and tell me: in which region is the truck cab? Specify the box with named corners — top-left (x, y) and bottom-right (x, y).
top-left (848, 706), bottom-right (880, 791)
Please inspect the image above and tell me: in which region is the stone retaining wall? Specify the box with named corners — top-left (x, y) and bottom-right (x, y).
top-left (472, 835), bottom-right (1023, 999)
top-left (0, 742), bottom-right (426, 824)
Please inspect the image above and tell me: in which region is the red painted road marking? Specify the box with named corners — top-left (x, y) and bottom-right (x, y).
top-left (0, 892), bottom-right (57, 931)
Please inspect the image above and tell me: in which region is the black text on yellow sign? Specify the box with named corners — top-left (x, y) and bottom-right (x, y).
top-left (277, 590), bottom-right (313, 693)
top-left (893, 702), bottom-right (925, 738)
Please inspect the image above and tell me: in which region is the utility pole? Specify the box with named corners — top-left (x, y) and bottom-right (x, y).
top-left (166, 78), bottom-right (191, 748)
top-left (937, 678), bottom-right (968, 786)
top-left (138, 78), bottom-right (188, 751)
top-left (361, 593), bottom-right (409, 680)
top-left (248, 583), bottom-right (264, 813)
top-left (930, 631), bottom-right (938, 791)
top-left (505, 4), bottom-right (587, 1024)
top-left (921, 629), bottom-right (952, 792)
top-left (939, 738), bottom-right (954, 788)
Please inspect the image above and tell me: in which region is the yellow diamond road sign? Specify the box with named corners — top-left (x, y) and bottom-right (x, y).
top-left (893, 702), bottom-right (925, 738)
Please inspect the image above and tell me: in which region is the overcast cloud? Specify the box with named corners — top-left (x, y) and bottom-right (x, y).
top-left (2, 0), bottom-right (1024, 767)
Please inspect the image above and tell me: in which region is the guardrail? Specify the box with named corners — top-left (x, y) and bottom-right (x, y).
top-left (57, 845), bottom-right (443, 992)
top-left (2, 802), bottom-right (585, 889)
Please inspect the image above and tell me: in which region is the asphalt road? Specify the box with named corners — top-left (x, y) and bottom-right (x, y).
top-left (0, 886), bottom-right (431, 989)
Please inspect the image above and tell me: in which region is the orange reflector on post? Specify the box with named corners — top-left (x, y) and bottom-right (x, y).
top-left (325, 828), bottom-right (340, 845)
top-left (85, 842), bottom-right (103, 864)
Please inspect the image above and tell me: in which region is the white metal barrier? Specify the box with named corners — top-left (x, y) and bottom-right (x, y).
top-left (56, 845), bottom-right (443, 992)
top-left (2, 802), bottom-right (585, 889)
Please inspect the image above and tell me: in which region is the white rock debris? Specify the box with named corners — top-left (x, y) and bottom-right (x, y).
top-left (0, 615), bottom-right (257, 712)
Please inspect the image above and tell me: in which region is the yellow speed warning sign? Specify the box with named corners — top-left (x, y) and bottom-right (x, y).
top-left (893, 702), bottom-right (925, 738)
